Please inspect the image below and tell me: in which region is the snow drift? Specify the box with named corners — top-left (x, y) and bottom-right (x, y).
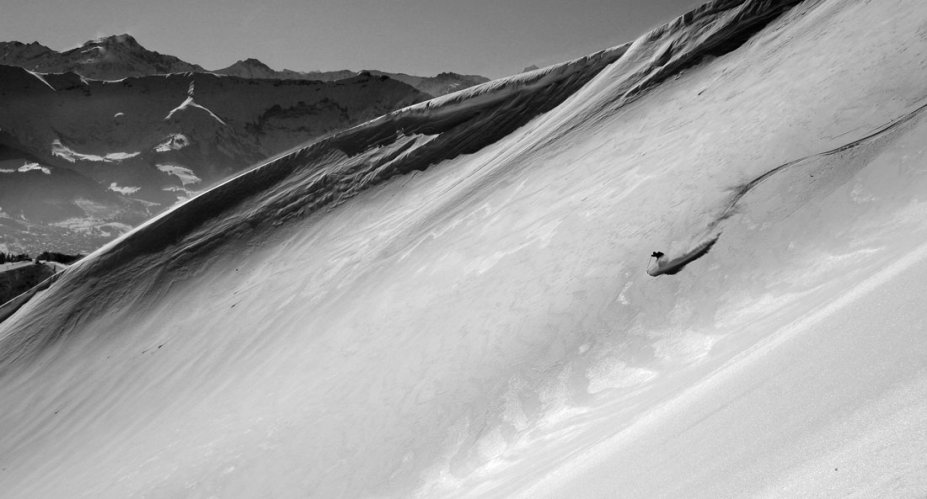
top-left (3, 0), bottom-right (927, 497)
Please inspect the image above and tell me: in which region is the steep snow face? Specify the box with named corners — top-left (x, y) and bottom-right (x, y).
top-left (3, 0), bottom-right (927, 497)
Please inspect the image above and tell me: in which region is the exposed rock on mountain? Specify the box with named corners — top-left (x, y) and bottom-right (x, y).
top-left (365, 70), bottom-right (490, 98)
top-left (0, 34), bottom-right (205, 80)
top-left (0, 64), bottom-right (429, 252)
top-left (0, 41), bottom-right (57, 69)
top-left (1, 36), bottom-right (490, 97)
top-left (0, 35), bottom-right (489, 253)
top-left (214, 58), bottom-right (313, 80)
top-left (214, 59), bottom-right (490, 98)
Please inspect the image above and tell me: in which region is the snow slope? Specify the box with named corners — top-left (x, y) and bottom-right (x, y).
top-left (3, 0), bottom-right (927, 497)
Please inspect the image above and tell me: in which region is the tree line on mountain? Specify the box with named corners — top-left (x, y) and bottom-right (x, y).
top-left (0, 253), bottom-right (31, 264)
top-left (0, 252), bottom-right (84, 265)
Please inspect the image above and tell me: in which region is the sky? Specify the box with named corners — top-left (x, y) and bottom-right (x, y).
top-left (0, 0), bottom-right (706, 78)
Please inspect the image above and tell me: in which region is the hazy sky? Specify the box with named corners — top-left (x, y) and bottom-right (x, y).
top-left (1, 0), bottom-right (705, 78)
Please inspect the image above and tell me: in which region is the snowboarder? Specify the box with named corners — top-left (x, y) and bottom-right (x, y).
top-left (648, 251), bottom-right (668, 276)
top-left (647, 237), bottom-right (719, 277)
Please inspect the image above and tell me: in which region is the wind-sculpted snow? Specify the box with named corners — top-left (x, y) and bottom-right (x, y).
top-left (4, 0), bottom-right (927, 497)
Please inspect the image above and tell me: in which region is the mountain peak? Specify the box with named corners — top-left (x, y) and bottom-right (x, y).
top-left (0, 40), bottom-right (56, 64)
top-left (0, 40), bottom-right (51, 49)
top-left (215, 58), bottom-right (282, 79)
top-left (1, 35), bottom-right (488, 94)
top-left (240, 58), bottom-right (270, 67)
top-left (231, 58), bottom-right (274, 71)
top-left (84, 33), bottom-right (141, 49)
top-left (40, 34), bottom-right (207, 79)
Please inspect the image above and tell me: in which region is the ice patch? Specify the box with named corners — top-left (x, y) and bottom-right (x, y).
top-left (17, 162), bottom-right (50, 174)
top-left (51, 140), bottom-right (140, 163)
top-left (163, 186), bottom-right (194, 204)
top-left (104, 152), bottom-right (140, 161)
top-left (165, 96), bottom-right (227, 125)
top-left (108, 183), bottom-right (140, 195)
top-left (156, 164), bottom-right (201, 186)
top-left (25, 69), bottom-right (55, 91)
top-left (154, 134), bottom-right (190, 152)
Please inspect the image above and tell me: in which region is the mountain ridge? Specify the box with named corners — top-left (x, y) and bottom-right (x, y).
top-left (0, 34), bottom-right (490, 253)
top-left (0, 34), bottom-right (205, 79)
top-left (1, 34), bottom-right (490, 97)
top-left (0, 64), bottom-right (430, 253)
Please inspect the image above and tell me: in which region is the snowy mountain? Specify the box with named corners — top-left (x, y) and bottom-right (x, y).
top-left (0, 35), bottom-right (488, 253)
top-left (215, 58), bottom-right (319, 80)
top-left (0, 34), bottom-right (205, 80)
top-left (0, 40), bottom-right (57, 68)
top-left (0, 65), bottom-right (429, 252)
top-left (366, 70), bottom-right (490, 98)
top-left (216, 58), bottom-right (491, 98)
top-left (4, 0), bottom-right (927, 497)
top-left (1, 35), bottom-right (490, 97)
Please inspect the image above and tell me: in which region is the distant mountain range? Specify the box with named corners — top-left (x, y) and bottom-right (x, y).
top-left (0, 34), bottom-right (489, 97)
top-left (0, 35), bottom-right (204, 80)
top-left (0, 35), bottom-right (489, 254)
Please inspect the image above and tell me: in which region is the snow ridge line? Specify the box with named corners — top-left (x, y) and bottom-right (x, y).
top-left (621, 0), bottom-right (807, 101)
